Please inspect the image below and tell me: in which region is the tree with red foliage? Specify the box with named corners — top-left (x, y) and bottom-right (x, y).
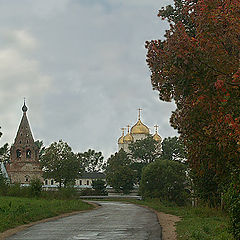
top-left (146, 0), bottom-right (239, 179)
top-left (146, 0), bottom-right (239, 236)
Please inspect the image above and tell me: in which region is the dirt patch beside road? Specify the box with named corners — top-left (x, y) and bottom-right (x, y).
top-left (156, 212), bottom-right (181, 240)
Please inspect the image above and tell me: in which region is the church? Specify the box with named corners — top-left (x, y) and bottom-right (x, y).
top-left (118, 109), bottom-right (162, 152)
top-left (6, 101), bottom-right (43, 184)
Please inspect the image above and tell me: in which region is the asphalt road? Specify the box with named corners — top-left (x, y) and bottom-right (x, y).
top-left (7, 201), bottom-right (162, 240)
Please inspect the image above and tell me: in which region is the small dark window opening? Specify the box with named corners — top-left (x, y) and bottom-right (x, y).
top-left (26, 149), bottom-right (31, 158)
top-left (16, 149), bottom-right (21, 158)
top-left (51, 179), bottom-right (54, 185)
top-left (45, 180), bottom-right (48, 185)
top-left (80, 180), bottom-right (82, 185)
top-left (87, 180), bottom-right (89, 185)
top-left (25, 176), bottom-right (30, 182)
top-left (19, 141), bottom-right (22, 144)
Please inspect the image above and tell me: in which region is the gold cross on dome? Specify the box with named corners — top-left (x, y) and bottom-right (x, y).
top-left (154, 125), bottom-right (159, 133)
top-left (138, 108), bottom-right (142, 120)
top-left (126, 125), bottom-right (131, 133)
top-left (121, 128), bottom-right (125, 136)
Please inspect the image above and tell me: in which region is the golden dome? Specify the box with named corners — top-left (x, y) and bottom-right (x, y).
top-left (153, 125), bottom-right (161, 142)
top-left (118, 128), bottom-right (125, 144)
top-left (131, 119), bottom-right (150, 135)
top-left (124, 133), bottom-right (133, 142)
top-left (124, 125), bottom-right (133, 142)
top-left (118, 136), bottom-right (124, 144)
top-left (153, 133), bottom-right (162, 142)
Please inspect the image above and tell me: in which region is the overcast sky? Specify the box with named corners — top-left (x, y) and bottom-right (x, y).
top-left (0, 0), bottom-right (177, 159)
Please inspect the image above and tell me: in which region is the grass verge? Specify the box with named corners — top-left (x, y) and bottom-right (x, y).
top-left (0, 196), bottom-right (94, 233)
top-left (122, 198), bottom-right (233, 240)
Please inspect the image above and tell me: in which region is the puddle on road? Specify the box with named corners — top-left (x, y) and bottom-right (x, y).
top-left (68, 229), bottom-right (147, 240)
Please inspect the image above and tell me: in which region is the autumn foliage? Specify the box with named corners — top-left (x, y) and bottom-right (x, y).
top-left (146, 0), bottom-right (240, 178)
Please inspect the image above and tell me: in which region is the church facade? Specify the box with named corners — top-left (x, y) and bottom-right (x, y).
top-left (6, 102), bottom-right (43, 184)
top-left (118, 109), bottom-right (162, 152)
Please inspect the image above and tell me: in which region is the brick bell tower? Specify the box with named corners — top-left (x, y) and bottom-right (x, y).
top-left (6, 101), bottom-right (43, 184)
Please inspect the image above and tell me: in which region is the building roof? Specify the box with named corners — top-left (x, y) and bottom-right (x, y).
top-left (80, 172), bottom-right (106, 179)
top-left (14, 101), bottom-right (35, 145)
top-left (131, 119), bottom-right (149, 135)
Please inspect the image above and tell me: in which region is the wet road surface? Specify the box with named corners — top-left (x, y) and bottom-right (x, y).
top-left (7, 201), bottom-right (161, 240)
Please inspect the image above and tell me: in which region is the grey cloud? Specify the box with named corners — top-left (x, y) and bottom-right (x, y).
top-left (0, 0), bottom-right (177, 159)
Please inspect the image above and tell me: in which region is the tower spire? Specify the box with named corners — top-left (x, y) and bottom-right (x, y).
top-left (126, 125), bottom-right (131, 133)
top-left (138, 108), bottom-right (142, 120)
top-left (22, 98), bottom-right (28, 113)
top-left (121, 128), bottom-right (125, 136)
top-left (154, 125), bottom-right (159, 133)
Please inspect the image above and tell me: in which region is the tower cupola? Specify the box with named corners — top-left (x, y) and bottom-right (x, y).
top-left (153, 125), bottom-right (162, 142)
top-left (131, 108), bottom-right (149, 135)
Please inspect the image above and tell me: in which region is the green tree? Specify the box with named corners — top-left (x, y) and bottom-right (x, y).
top-left (140, 159), bottom-right (188, 205)
top-left (0, 143), bottom-right (10, 164)
top-left (77, 149), bottom-right (104, 172)
top-left (35, 140), bottom-right (45, 159)
top-left (128, 135), bottom-right (161, 182)
top-left (106, 149), bottom-right (136, 194)
top-left (129, 135), bottom-right (161, 164)
top-left (92, 179), bottom-right (107, 196)
top-left (162, 137), bottom-right (186, 162)
top-left (190, 167), bottom-right (221, 207)
top-left (41, 140), bottom-right (83, 188)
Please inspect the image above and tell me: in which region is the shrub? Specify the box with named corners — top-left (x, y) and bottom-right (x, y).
top-left (92, 179), bottom-right (108, 196)
top-left (7, 184), bottom-right (31, 197)
top-left (140, 159), bottom-right (188, 205)
top-left (30, 178), bottom-right (42, 197)
top-left (225, 172), bottom-right (240, 240)
top-left (0, 171), bottom-right (8, 196)
top-left (80, 188), bottom-right (96, 196)
top-left (57, 187), bottom-right (78, 199)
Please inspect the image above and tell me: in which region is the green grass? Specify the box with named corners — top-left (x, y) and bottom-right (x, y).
top-left (122, 198), bottom-right (233, 240)
top-left (0, 196), bottom-right (94, 233)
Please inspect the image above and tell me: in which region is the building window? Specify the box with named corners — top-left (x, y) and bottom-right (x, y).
top-left (45, 179), bottom-right (48, 185)
top-left (80, 180), bottom-right (82, 185)
top-left (16, 149), bottom-right (21, 158)
top-left (25, 175), bottom-right (30, 182)
top-left (87, 180), bottom-right (89, 185)
top-left (51, 179), bottom-right (54, 185)
top-left (26, 149), bottom-right (31, 158)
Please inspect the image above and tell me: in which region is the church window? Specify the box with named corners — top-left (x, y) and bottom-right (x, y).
top-left (51, 179), bottom-right (54, 185)
top-left (80, 180), bottom-right (82, 185)
top-left (87, 180), bottom-right (89, 185)
top-left (19, 141), bottom-right (22, 144)
top-left (16, 149), bottom-right (21, 158)
top-left (26, 149), bottom-right (31, 158)
top-left (45, 180), bottom-right (48, 185)
top-left (25, 175), bottom-right (30, 182)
